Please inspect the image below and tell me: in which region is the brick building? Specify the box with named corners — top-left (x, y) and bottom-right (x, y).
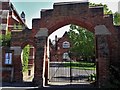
top-left (0, 0), bottom-right (34, 82)
top-left (0, 0), bottom-right (120, 87)
top-left (0, 0), bottom-right (27, 35)
top-left (50, 32), bottom-right (71, 62)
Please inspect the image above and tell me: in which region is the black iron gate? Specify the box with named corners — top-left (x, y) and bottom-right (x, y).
top-left (49, 61), bottom-right (96, 84)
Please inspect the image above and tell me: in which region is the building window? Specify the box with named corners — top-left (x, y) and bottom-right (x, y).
top-left (63, 52), bottom-right (70, 60)
top-left (63, 41), bottom-right (70, 48)
top-left (5, 53), bottom-right (12, 65)
top-left (28, 70), bottom-right (31, 76)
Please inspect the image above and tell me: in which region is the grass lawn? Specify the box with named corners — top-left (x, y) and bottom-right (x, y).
top-left (63, 61), bottom-right (96, 70)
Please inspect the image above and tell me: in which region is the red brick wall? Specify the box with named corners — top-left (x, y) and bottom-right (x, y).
top-left (28, 47), bottom-right (35, 65)
top-left (2, 47), bottom-right (14, 82)
top-left (2, 1), bottom-right (120, 87)
top-left (1, 2), bottom-right (9, 10)
top-left (33, 2), bottom-right (118, 87)
top-left (1, 1), bottom-right (27, 82)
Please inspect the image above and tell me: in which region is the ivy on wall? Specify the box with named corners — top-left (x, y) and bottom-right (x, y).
top-left (0, 30), bottom-right (11, 46)
top-left (22, 45), bottom-right (30, 72)
top-left (0, 23), bottom-right (24, 46)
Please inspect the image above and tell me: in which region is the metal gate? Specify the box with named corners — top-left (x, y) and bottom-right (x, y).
top-left (49, 61), bottom-right (96, 84)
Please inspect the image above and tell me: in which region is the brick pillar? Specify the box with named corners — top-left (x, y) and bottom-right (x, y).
top-left (10, 46), bottom-right (23, 82)
top-left (97, 57), bottom-right (109, 87)
top-left (96, 36), bottom-right (110, 87)
top-left (33, 28), bottom-right (48, 87)
top-left (95, 25), bottom-right (111, 87)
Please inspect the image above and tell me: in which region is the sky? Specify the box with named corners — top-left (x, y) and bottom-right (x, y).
top-left (10, 0), bottom-right (120, 40)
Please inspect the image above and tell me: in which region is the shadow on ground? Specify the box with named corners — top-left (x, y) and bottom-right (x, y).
top-left (2, 82), bottom-right (36, 87)
top-left (2, 82), bottom-right (97, 90)
top-left (26, 84), bottom-right (97, 90)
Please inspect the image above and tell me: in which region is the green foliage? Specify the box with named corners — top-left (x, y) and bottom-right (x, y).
top-left (13, 23), bottom-right (23, 30)
top-left (13, 24), bottom-right (17, 30)
top-left (63, 61), bottom-right (96, 70)
top-left (0, 34), bottom-right (2, 46)
top-left (0, 30), bottom-right (11, 46)
top-left (5, 30), bottom-right (11, 41)
top-left (114, 12), bottom-right (120, 25)
top-left (22, 45), bottom-right (30, 72)
top-left (68, 24), bottom-right (95, 60)
top-left (89, 3), bottom-right (112, 14)
top-left (103, 4), bottom-right (112, 14)
top-left (89, 3), bottom-right (120, 25)
top-left (17, 23), bottom-right (23, 30)
top-left (64, 62), bottom-right (95, 67)
top-left (88, 73), bottom-right (96, 81)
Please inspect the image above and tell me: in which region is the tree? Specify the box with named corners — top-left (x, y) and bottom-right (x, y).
top-left (68, 24), bottom-right (95, 60)
top-left (68, 3), bottom-right (118, 60)
top-left (114, 12), bottom-right (120, 25)
top-left (89, 3), bottom-right (112, 14)
top-left (90, 3), bottom-right (120, 25)
top-left (0, 34), bottom-right (2, 46)
top-left (0, 30), bottom-right (11, 46)
top-left (103, 4), bottom-right (112, 14)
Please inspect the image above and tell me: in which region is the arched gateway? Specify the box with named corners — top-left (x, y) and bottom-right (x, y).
top-left (11, 2), bottom-right (118, 87)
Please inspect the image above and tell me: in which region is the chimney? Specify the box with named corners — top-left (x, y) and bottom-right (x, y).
top-left (20, 11), bottom-right (25, 22)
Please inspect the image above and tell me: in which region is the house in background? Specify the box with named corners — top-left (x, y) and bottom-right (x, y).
top-left (0, 0), bottom-right (27, 35)
top-left (50, 32), bottom-right (71, 62)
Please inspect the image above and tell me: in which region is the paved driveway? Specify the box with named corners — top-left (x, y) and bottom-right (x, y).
top-left (49, 62), bottom-right (96, 83)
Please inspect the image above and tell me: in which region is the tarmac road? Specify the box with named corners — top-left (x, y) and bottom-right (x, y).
top-left (49, 62), bottom-right (96, 83)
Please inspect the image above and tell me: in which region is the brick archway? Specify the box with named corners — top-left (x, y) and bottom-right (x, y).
top-left (47, 17), bottom-right (95, 34)
top-left (21, 42), bottom-right (36, 82)
top-left (11, 1), bottom-right (118, 87)
top-left (21, 41), bottom-right (37, 49)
